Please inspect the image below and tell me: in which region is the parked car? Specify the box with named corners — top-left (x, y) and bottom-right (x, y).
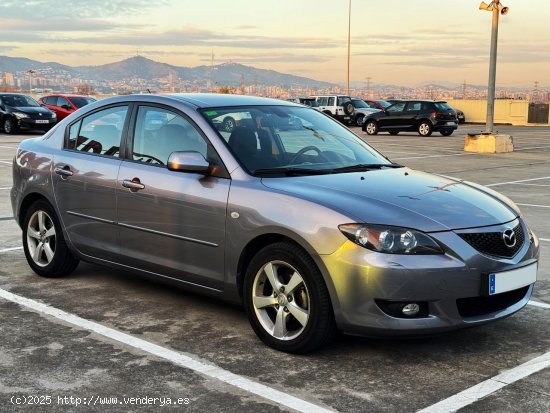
top-left (454, 108), bottom-right (466, 123)
top-left (11, 94), bottom-right (539, 353)
top-left (363, 99), bottom-right (392, 111)
top-left (310, 94), bottom-right (355, 124)
top-left (362, 100), bottom-right (458, 136)
top-left (349, 98), bottom-right (380, 126)
top-left (385, 98), bottom-right (405, 105)
top-left (286, 97), bottom-right (320, 110)
top-left (38, 94), bottom-right (96, 121)
top-left (0, 93), bottom-right (57, 134)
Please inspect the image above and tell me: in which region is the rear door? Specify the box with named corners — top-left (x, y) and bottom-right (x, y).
top-left (116, 104), bottom-right (230, 290)
top-left (52, 104), bottom-right (130, 260)
top-left (403, 101), bottom-right (423, 130)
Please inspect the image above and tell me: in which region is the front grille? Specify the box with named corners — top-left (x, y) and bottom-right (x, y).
top-left (458, 223), bottom-right (524, 258)
top-left (456, 286), bottom-right (529, 318)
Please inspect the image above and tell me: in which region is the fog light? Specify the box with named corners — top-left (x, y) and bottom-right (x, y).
top-left (402, 303), bottom-right (420, 316)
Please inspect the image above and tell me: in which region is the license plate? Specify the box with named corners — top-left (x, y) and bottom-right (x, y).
top-left (35, 120), bottom-right (49, 124)
top-left (343, 116), bottom-right (350, 120)
top-left (446, 121), bottom-right (456, 126)
top-left (488, 262), bottom-right (537, 295)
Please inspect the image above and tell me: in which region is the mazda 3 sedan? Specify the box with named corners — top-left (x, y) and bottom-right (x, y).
top-left (11, 94), bottom-right (539, 353)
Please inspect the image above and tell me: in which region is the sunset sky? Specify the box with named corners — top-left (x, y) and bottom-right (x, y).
top-left (1, 0), bottom-right (548, 87)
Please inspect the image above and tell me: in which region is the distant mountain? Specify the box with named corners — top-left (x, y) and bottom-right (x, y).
top-left (0, 55), bottom-right (335, 89)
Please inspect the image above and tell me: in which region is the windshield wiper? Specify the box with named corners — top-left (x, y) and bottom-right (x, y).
top-left (253, 167), bottom-right (332, 176)
top-left (331, 163), bottom-right (404, 173)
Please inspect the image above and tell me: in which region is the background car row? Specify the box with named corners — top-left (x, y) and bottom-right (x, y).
top-left (0, 92), bottom-right (96, 134)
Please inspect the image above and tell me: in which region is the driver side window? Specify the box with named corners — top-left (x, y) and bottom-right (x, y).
top-left (387, 102), bottom-right (406, 113)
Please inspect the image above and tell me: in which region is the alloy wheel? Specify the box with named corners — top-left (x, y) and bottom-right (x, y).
top-left (251, 260), bottom-right (310, 340)
top-left (26, 210), bottom-right (56, 267)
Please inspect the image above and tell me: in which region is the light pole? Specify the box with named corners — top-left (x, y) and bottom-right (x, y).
top-left (346, 0), bottom-right (351, 96)
top-left (479, 1), bottom-right (509, 134)
top-left (26, 69), bottom-right (36, 95)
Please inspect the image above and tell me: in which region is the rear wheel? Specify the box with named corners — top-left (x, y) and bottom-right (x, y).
top-left (365, 120), bottom-right (379, 135)
top-left (440, 130), bottom-right (453, 136)
top-left (354, 114), bottom-right (364, 126)
top-left (2, 117), bottom-right (17, 134)
top-left (243, 242), bottom-right (336, 353)
top-left (418, 121), bottom-right (433, 137)
top-left (22, 200), bottom-right (79, 277)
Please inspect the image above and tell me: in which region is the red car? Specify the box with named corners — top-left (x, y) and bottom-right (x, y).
top-left (38, 94), bottom-right (96, 121)
top-left (363, 99), bottom-right (392, 111)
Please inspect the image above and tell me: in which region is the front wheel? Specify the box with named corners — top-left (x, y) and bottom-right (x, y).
top-left (2, 117), bottom-right (17, 134)
top-left (22, 200), bottom-right (79, 277)
top-left (440, 130), bottom-right (454, 136)
top-left (365, 120), bottom-right (379, 135)
top-left (354, 114), bottom-right (364, 126)
top-left (222, 117), bottom-right (236, 133)
top-left (243, 242), bottom-right (336, 353)
top-left (418, 121), bottom-right (433, 137)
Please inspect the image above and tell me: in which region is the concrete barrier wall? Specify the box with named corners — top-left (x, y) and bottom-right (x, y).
top-left (446, 99), bottom-right (550, 126)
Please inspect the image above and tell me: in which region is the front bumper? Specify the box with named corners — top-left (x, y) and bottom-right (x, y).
top-left (16, 117), bottom-right (56, 131)
top-left (320, 220), bottom-right (539, 337)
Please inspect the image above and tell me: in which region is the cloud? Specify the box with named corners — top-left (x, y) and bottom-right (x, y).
top-left (0, 0), bottom-right (168, 19)
top-left (0, 18), bottom-right (129, 32)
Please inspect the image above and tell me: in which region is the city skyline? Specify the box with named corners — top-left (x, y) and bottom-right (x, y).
top-left (1, 0), bottom-right (549, 88)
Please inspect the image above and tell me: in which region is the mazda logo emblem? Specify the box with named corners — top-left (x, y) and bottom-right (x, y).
top-left (502, 228), bottom-right (516, 248)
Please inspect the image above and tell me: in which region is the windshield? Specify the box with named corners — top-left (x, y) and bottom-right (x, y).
top-left (201, 105), bottom-right (393, 176)
top-left (351, 99), bottom-right (370, 109)
top-left (377, 100), bottom-right (392, 108)
top-left (0, 94), bottom-right (40, 107)
top-left (70, 96), bottom-right (96, 108)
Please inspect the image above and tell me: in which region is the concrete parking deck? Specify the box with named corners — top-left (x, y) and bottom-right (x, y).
top-left (0, 124), bottom-right (548, 412)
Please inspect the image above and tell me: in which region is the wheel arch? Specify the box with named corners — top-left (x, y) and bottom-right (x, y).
top-left (18, 192), bottom-right (51, 227)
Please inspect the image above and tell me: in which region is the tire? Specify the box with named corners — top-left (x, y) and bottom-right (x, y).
top-left (418, 121), bottom-right (433, 137)
top-left (22, 200), bottom-right (79, 278)
top-left (389, 130), bottom-right (399, 135)
top-left (440, 130), bottom-right (453, 136)
top-left (343, 102), bottom-right (354, 116)
top-left (364, 120), bottom-right (379, 135)
top-left (222, 117), bottom-right (236, 133)
top-left (354, 114), bottom-right (364, 126)
top-left (243, 242), bottom-right (336, 354)
top-left (2, 117), bottom-right (17, 134)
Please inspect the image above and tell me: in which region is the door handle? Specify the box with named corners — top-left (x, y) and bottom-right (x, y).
top-left (122, 178), bottom-right (145, 192)
top-left (54, 165), bottom-right (73, 178)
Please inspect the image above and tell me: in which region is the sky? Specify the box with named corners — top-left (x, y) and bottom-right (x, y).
top-left (0, 0), bottom-right (549, 88)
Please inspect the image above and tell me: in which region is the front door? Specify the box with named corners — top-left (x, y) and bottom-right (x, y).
top-left (117, 105), bottom-right (230, 290)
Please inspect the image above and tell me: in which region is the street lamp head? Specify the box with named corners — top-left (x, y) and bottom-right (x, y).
top-left (500, 6), bottom-right (509, 15)
top-left (479, 1), bottom-right (493, 11)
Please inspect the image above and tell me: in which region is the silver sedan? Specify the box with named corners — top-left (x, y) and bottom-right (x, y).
top-left (11, 94), bottom-right (539, 353)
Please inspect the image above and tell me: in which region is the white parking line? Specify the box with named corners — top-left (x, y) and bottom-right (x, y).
top-left (0, 288), bottom-right (335, 413)
top-left (507, 183), bottom-right (550, 187)
top-left (0, 187), bottom-right (11, 190)
top-left (487, 176), bottom-right (550, 187)
top-left (516, 203), bottom-right (550, 209)
top-left (0, 145), bottom-right (17, 149)
top-left (528, 301), bottom-right (550, 310)
top-left (540, 238), bottom-right (550, 242)
top-left (417, 351), bottom-right (550, 413)
top-left (0, 246), bottom-right (23, 253)
top-left (392, 152), bottom-right (470, 161)
top-left (0, 160), bottom-right (12, 165)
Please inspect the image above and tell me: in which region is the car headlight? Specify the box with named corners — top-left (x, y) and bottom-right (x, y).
top-left (13, 112), bottom-right (29, 119)
top-left (339, 224), bottom-right (444, 254)
top-left (51, 113), bottom-right (57, 119)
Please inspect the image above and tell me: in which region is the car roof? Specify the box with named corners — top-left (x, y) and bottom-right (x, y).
top-left (162, 93), bottom-right (296, 108)
top-left (40, 94), bottom-right (94, 98)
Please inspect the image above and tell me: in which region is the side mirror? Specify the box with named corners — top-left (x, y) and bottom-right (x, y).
top-left (167, 151), bottom-right (211, 174)
top-left (61, 104), bottom-right (71, 110)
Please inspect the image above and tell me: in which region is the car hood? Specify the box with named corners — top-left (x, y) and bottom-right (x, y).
top-left (13, 106), bottom-right (53, 115)
top-left (260, 168), bottom-right (517, 232)
top-left (355, 108), bottom-right (380, 115)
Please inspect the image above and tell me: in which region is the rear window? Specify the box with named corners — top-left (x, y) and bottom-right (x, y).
top-left (434, 102), bottom-right (452, 111)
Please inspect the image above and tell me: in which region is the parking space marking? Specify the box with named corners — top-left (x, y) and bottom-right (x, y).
top-left (0, 246), bottom-right (23, 253)
top-left (392, 152), bottom-right (471, 161)
top-left (516, 203), bottom-right (550, 209)
top-left (528, 301), bottom-right (550, 310)
top-left (487, 176), bottom-right (550, 187)
top-left (0, 288), bottom-right (335, 413)
top-left (0, 161), bottom-right (12, 165)
top-left (508, 183), bottom-right (550, 187)
top-left (540, 238), bottom-right (550, 242)
top-left (0, 145), bottom-right (17, 149)
top-left (0, 216), bottom-right (14, 221)
top-left (417, 351), bottom-right (550, 413)
top-left (0, 187), bottom-right (11, 190)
